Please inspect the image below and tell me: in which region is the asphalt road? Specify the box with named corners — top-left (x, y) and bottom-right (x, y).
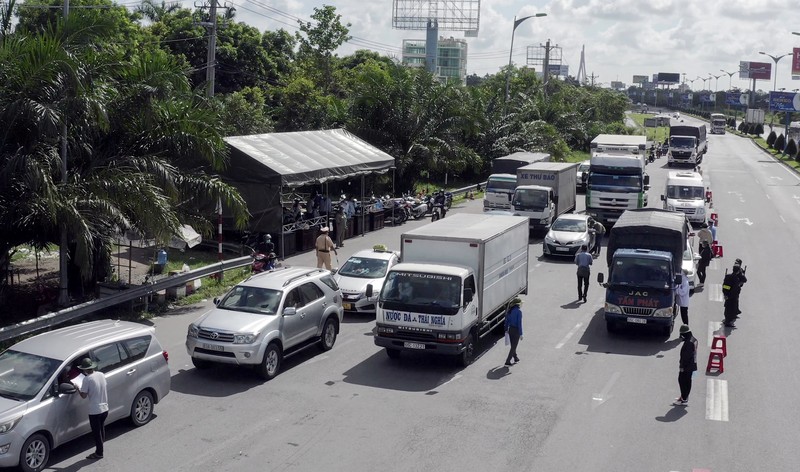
top-left (28, 121), bottom-right (800, 472)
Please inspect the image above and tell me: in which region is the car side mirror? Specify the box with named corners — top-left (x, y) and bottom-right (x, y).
top-left (365, 284), bottom-right (373, 298)
top-left (644, 175), bottom-right (650, 185)
top-left (213, 297), bottom-right (220, 305)
top-left (463, 288), bottom-right (474, 304)
top-left (58, 382), bottom-right (77, 395)
top-left (660, 195), bottom-right (665, 201)
top-left (283, 307), bottom-right (297, 316)
top-left (331, 268), bottom-right (338, 275)
top-left (597, 273), bottom-right (605, 284)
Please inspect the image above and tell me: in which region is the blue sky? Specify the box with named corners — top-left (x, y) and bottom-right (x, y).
top-left (206, 0), bottom-right (800, 92)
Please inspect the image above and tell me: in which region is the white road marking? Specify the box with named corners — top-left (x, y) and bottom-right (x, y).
top-left (708, 284), bottom-right (723, 302)
top-left (709, 259), bottom-right (719, 270)
top-left (706, 379), bottom-right (729, 422)
top-left (591, 371), bottom-right (620, 408)
top-left (765, 194), bottom-right (771, 200)
top-left (770, 176), bottom-right (783, 181)
top-left (707, 321), bottom-right (723, 347)
top-left (733, 217), bottom-right (753, 226)
top-left (528, 262), bottom-right (542, 274)
top-left (555, 322), bottom-right (583, 349)
top-left (780, 215), bottom-right (786, 223)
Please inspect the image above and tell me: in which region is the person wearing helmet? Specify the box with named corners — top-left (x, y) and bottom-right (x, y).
top-left (588, 218), bottom-right (605, 257)
top-left (722, 260), bottom-right (747, 327)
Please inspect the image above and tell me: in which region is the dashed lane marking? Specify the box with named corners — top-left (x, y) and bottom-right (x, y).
top-left (706, 379), bottom-right (729, 422)
top-left (708, 283), bottom-right (723, 302)
top-left (707, 321), bottom-right (723, 347)
top-left (780, 215), bottom-right (786, 223)
top-left (555, 322), bottom-right (583, 349)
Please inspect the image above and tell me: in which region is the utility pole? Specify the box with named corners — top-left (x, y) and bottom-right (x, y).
top-left (196, 0), bottom-right (231, 98)
top-left (58, 0), bottom-right (70, 306)
top-left (588, 72), bottom-right (599, 87)
top-left (540, 39), bottom-right (559, 87)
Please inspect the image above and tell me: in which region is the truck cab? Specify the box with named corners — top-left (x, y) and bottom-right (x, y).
top-left (668, 135), bottom-right (699, 165)
top-left (710, 113), bottom-right (726, 134)
top-left (661, 171), bottom-right (706, 225)
top-left (483, 173), bottom-right (517, 211)
top-left (512, 185), bottom-right (556, 230)
top-left (585, 152), bottom-right (650, 226)
top-left (600, 248), bottom-right (679, 335)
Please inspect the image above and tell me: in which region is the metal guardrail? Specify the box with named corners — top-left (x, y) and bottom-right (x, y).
top-left (0, 256), bottom-right (252, 343)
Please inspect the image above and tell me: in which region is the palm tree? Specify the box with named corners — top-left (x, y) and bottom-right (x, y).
top-left (136, 0), bottom-right (181, 23)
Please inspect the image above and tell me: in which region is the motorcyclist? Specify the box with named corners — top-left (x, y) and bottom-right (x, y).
top-left (433, 189), bottom-right (447, 218)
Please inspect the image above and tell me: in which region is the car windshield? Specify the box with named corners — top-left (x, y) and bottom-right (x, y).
top-left (0, 350), bottom-right (62, 401)
top-left (683, 247), bottom-right (693, 261)
top-left (513, 188), bottom-right (548, 210)
top-left (610, 258), bottom-right (672, 289)
top-left (486, 178), bottom-right (517, 192)
top-left (588, 173), bottom-right (642, 187)
top-left (551, 219), bottom-right (586, 232)
top-left (578, 163), bottom-right (590, 172)
top-left (217, 286), bottom-right (282, 314)
top-left (670, 136), bottom-right (696, 148)
top-left (380, 271), bottom-right (461, 316)
top-left (667, 185), bottom-right (704, 200)
top-left (338, 257), bottom-right (390, 279)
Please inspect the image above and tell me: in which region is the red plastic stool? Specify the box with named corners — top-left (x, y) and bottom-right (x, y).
top-left (712, 242), bottom-right (724, 258)
top-left (706, 349), bottom-right (725, 373)
top-left (711, 335), bottom-right (727, 357)
top-left (710, 212), bottom-right (719, 226)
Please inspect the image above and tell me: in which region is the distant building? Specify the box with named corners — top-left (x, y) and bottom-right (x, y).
top-left (402, 37), bottom-right (468, 82)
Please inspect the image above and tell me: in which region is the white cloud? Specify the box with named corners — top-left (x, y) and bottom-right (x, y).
top-left (219, 0), bottom-right (800, 90)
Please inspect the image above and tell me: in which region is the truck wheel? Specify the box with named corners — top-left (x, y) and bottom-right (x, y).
top-left (385, 348), bottom-right (401, 360)
top-left (257, 342), bottom-right (282, 380)
top-left (459, 334), bottom-right (475, 367)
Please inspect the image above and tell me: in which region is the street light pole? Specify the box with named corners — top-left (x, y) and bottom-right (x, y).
top-left (720, 69), bottom-right (736, 91)
top-left (504, 12), bottom-right (547, 107)
top-left (759, 51), bottom-right (791, 92)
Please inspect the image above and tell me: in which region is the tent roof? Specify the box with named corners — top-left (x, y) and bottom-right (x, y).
top-left (224, 129), bottom-right (395, 187)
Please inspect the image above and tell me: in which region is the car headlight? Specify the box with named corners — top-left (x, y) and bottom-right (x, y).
top-left (666, 204), bottom-right (675, 211)
top-left (540, 218), bottom-right (549, 224)
top-left (0, 417), bottom-right (21, 434)
top-left (697, 207), bottom-right (705, 215)
top-left (187, 324), bottom-right (199, 338)
top-left (233, 333), bottom-right (258, 344)
top-left (544, 235), bottom-right (555, 244)
top-left (604, 303), bottom-right (623, 314)
top-left (653, 306), bottom-right (674, 317)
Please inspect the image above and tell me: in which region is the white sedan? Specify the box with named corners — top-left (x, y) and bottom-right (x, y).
top-left (682, 245), bottom-right (699, 292)
top-left (334, 247), bottom-right (400, 314)
top-left (542, 214), bottom-right (594, 257)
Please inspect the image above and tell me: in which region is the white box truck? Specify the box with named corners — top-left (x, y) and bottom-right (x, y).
top-left (512, 162), bottom-right (578, 231)
top-left (484, 152), bottom-right (551, 211)
top-left (373, 214), bottom-right (530, 366)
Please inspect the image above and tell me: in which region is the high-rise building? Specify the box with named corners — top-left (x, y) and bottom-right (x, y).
top-left (402, 37), bottom-right (468, 82)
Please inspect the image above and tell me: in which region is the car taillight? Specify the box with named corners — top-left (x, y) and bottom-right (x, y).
top-left (162, 350), bottom-right (169, 363)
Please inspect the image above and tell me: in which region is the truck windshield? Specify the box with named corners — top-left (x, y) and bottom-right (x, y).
top-left (712, 119), bottom-right (725, 125)
top-left (667, 185), bottom-right (704, 200)
top-left (610, 258), bottom-right (672, 290)
top-left (380, 271), bottom-right (461, 316)
top-left (486, 178), bottom-right (517, 193)
top-left (588, 174), bottom-right (642, 188)
top-left (670, 137), bottom-right (696, 148)
top-left (513, 188), bottom-right (548, 211)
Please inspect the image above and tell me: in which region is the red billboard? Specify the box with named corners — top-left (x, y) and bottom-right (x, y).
top-left (793, 48), bottom-right (800, 77)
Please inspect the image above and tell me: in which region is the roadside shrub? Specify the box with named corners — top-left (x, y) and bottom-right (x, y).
top-left (767, 131), bottom-right (777, 148)
top-left (774, 133), bottom-right (786, 151)
top-left (755, 124), bottom-right (764, 135)
top-left (786, 139), bottom-right (798, 157)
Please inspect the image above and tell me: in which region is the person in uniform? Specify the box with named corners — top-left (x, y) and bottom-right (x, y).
top-left (315, 227), bottom-right (337, 270)
top-left (722, 260), bottom-right (747, 327)
top-left (673, 325), bottom-right (698, 406)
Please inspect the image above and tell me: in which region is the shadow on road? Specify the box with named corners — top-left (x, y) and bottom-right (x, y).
top-left (576, 308), bottom-right (683, 356)
top-left (655, 406), bottom-right (689, 422)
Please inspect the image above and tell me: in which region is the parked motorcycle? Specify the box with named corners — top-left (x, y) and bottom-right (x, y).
top-left (383, 197), bottom-right (407, 226)
top-left (408, 195), bottom-right (431, 220)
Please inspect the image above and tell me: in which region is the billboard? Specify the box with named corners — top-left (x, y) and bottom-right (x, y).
top-left (768, 91), bottom-right (800, 112)
top-left (793, 48), bottom-right (800, 78)
top-left (739, 61), bottom-right (772, 80)
top-left (547, 64), bottom-right (569, 76)
top-left (725, 92), bottom-right (749, 106)
top-left (657, 72), bottom-right (681, 84)
top-left (633, 75), bottom-right (648, 84)
top-left (610, 81), bottom-right (624, 90)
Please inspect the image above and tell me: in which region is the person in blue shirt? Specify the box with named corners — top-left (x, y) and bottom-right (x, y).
top-left (504, 297), bottom-right (524, 366)
top-left (574, 245), bottom-right (593, 302)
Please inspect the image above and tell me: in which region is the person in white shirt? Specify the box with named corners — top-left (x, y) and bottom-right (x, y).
top-left (675, 269), bottom-right (690, 326)
top-left (72, 358), bottom-right (108, 460)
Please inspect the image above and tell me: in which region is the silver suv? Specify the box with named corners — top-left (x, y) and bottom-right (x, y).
top-left (186, 267), bottom-right (344, 380)
top-left (0, 320), bottom-right (170, 472)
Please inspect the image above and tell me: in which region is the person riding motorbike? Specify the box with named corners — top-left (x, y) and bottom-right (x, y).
top-left (432, 189), bottom-right (447, 219)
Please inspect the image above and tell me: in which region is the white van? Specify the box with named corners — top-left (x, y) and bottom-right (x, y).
top-left (661, 171), bottom-right (706, 224)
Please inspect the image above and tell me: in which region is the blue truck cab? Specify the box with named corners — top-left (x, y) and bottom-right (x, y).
top-left (597, 208), bottom-right (688, 336)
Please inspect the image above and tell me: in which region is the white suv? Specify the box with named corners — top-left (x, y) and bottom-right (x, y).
top-left (186, 267), bottom-right (343, 380)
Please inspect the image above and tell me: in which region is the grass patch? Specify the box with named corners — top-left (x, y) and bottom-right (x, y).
top-left (629, 113), bottom-right (670, 143)
top-left (564, 149), bottom-right (590, 163)
top-left (750, 137), bottom-right (800, 170)
top-left (10, 244), bottom-right (59, 262)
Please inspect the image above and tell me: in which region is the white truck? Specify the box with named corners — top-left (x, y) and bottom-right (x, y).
top-left (484, 152), bottom-right (551, 212)
top-left (710, 113), bottom-right (726, 134)
top-left (585, 134), bottom-right (650, 226)
top-left (512, 162), bottom-right (578, 231)
top-left (372, 213), bottom-right (530, 366)
top-left (661, 171), bottom-right (707, 224)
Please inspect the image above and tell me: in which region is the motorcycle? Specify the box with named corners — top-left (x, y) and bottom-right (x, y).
top-left (252, 251), bottom-right (276, 273)
top-left (431, 203), bottom-right (446, 222)
top-left (383, 197), bottom-right (407, 226)
top-left (408, 196), bottom-right (431, 220)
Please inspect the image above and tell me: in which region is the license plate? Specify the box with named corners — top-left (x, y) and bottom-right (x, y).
top-left (343, 303), bottom-right (353, 310)
top-left (404, 342), bottom-right (426, 350)
top-left (202, 343), bottom-right (224, 351)
top-left (555, 246), bottom-right (570, 252)
top-left (627, 317), bottom-right (647, 325)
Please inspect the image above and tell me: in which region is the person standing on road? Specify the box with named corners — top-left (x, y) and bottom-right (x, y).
top-left (335, 207), bottom-right (348, 248)
top-left (673, 325), bottom-right (698, 406)
top-left (72, 358), bottom-right (108, 460)
top-left (675, 269), bottom-right (690, 325)
top-left (315, 227), bottom-right (337, 270)
top-left (504, 297), bottom-right (523, 366)
top-left (588, 218), bottom-right (606, 257)
top-left (722, 261), bottom-right (747, 327)
top-left (574, 245), bottom-right (592, 303)
top-left (696, 222), bottom-right (713, 247)
top-left (697, 240), bottom-right (713, 286)
top-left (708, 219), bottom-right (717, 243)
